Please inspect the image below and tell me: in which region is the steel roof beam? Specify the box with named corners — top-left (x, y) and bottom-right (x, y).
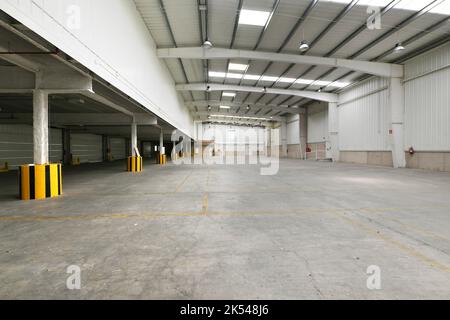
top-left (185, 100), bottom-right (303, 114)
top-left (175, 83), bottom-right (338, 103)
top-left (158, 47), bottom-right (404, 78)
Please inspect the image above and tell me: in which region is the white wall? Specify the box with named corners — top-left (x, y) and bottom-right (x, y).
top-left (404, 42), bottom-right (450, 151)
top-left (1, 0), bottom-right (194, 136)
top-left (338, 78), bottom-right (390, 151)
top-left (307, 102), bottom-right (328, 144)
top-left (0, 124), bottom-right (62, 168)
top-left (201, 124), bottom-right (265, 145)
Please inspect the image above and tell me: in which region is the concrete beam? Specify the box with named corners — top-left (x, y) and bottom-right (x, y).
top-left (176, 83), bottom-right (338, 103)
top-left (0, 113), bottom-right (157, 126)
top-left (0, 45), bottom-right (41, 73)
top-left (36, 66), bottom-right (93, 91)
top-left (158, 47), bottom-right (404, 78)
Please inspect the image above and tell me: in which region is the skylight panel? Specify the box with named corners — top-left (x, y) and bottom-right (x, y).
top-left (238, 9), bottom-right (271, 26)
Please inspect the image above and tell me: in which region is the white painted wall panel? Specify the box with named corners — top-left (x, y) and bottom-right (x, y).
top-left (338, 78), bottom-right (390, 151)
top-left (0, 124), bottom-right (62, 168)
top-left (405, 42), bottom-right (450, 79)
top-left (307, 103), bottom-right (328, 144)
top-left (201, 124), bottom-right (265, 146)
top-left (110, 138), bottom-right (126, 160)
top-left (70, 133), bottom-right (102, 163)
top-left (1, 0), bottom-right (194, 136)
top-left (404, 43), bottom-right (450, 151)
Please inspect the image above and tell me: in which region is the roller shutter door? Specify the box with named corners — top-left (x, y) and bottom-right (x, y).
top-left (0, 124), bottom-right (63, 168)
top-left (70, 133), bottom-right (103, 163)
top-left (110, 138), bottom-right (126, 160)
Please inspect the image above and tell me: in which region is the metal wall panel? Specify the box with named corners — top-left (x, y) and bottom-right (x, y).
top-left (110, 138), bottom-right (126, 160)
top-left (338, 78), bottom-right (390, 151)
top-left (404, 43), bottom-right (450, 151)
top-left (0, 124), bottom-right (63, 168)
top-left (70, 133), bottom-right (103, 163)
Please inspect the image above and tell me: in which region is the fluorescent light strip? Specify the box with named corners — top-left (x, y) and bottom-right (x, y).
top-left (222, 92), bottom-right (236, 97)
top-left (219, 105), bottom-right (231, 109)
top-left (228, 63), bottom-right (248, 71)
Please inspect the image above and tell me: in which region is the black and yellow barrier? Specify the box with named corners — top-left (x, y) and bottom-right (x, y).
top-left (19, 163), bottom-right (62, 200)
top-left (158, 154), bottom-right (167, 165)
top-left (127, 156), bottom-right (143, 173)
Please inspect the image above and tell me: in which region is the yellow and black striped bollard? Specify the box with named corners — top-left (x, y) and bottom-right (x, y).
top-left (19, 163), bottom-right (62, 200)
top-left (127, 156), bottom-right (143, 173)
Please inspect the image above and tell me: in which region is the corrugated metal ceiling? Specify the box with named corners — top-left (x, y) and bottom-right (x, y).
top-left (133, 0), bottom-right (450, 121)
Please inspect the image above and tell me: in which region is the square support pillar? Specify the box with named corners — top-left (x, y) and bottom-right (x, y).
top-left (328, 102), bottom-right (339, 162)
top-left (390, 77), bottom-right (406, 168)
top-left (159, 129), bottom-right (164, 153)
top-left (131, 122), bottom-right (138, 156)
top-left (33, 90), bottom-right (49, 165)
top-left (280, 120), bottom-right (287, 158)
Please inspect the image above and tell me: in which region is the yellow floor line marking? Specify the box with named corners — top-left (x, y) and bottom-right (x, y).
top-left (370, 213), bottom-right (450, 244)
top-left (175, 170), bottom-right (194, 193)
top-left (332, 211), bottom-right (450, 274)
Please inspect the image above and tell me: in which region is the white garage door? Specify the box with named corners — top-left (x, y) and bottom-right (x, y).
top-left (0, 124), bottom-right (63, 168)
top-left (70, 133), bottom-right (103, 163)
top-left (110, 138), bottom-right (126, 160)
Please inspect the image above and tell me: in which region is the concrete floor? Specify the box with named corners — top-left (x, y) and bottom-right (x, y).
top-left (0, 159), bottom-right (450, 299)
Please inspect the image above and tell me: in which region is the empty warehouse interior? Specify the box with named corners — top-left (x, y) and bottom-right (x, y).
top-left (0, 0), bottom-right (449, 302)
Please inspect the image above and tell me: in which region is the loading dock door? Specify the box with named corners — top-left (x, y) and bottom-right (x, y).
top-left (70, 133), bottom-right (103, 163)
top-left (110, 138), bottom-right (126, 160)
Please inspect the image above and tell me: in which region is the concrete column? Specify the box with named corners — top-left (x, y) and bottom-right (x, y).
top-left (299, 110), bottom-right (307, 160)
top-left (328, 102), bottom-right (339, 162)
top-left (159, 129), bottom-right (164, 154)
top-left (390, 77), bottom-right (406, 168)
top-left (33, 90), bottom-right (49, 165)
top-left (266, 127), bottom-right (271, 156)
top-left (280, 120), bottom-right (288, 158)
top-left (131, 122), bottom-right (138, 156)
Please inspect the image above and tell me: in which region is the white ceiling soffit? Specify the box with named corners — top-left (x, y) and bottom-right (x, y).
top-left (175, 83), bottom-right (338, 103)
top-left (157, 47), bottom-right (404, 78)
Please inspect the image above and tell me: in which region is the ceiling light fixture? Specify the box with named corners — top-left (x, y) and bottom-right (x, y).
top-left (299, 41), bottom-right (310, 52)
top-left (219, 105), bottom-right (231, 109)
top-left (394, 42), bottom-right (405, 53)
top-left (202, 39), bottom-right (213, 49)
